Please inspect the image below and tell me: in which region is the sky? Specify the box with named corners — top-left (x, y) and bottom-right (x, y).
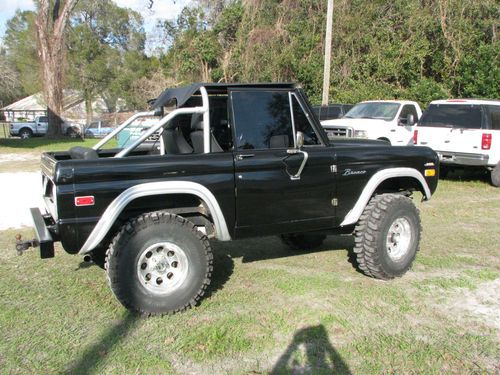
top-left (0, 0), bottom-right (191, 50)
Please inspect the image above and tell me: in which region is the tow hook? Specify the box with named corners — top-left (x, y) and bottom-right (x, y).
top-left (15, 234), bottom-right (39, 256)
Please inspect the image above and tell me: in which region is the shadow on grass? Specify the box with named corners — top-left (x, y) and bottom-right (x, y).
top-left (66, 312), bottom-right (139, 375)
top-left (271, 324), bottom-right (351, 374)
top-left (213, 235), bottom-right (354, 264)
top-left (440, 166), bottom-right (491, 184)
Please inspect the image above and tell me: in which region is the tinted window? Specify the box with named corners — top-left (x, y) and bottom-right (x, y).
top-left (39, 116), bottom-right (48, 122)
top-left (488, 106), bottom-right (500, 130)
top-left (419, 104), bottom-right (483, 129)
top-left (292, 95), bottom-right (320, 145)
top-left (232, 90), bottom-right (293, 150)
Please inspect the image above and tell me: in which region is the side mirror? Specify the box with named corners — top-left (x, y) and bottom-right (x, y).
top-left (403, 114), bottom-right (415, 126)
top-left (296, 131), bottom-right (305, 148)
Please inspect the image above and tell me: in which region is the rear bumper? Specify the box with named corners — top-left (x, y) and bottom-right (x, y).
top-left (437, 151), bottom-right (489, 166)
top-left (29, 207), bottom-right (55, 258)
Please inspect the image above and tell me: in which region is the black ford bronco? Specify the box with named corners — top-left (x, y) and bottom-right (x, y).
top-left (18, 83), bottom-right (439, 315)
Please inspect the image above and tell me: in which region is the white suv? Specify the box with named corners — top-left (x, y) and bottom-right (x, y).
top-left (321, 100), bottom-right (423, 145)
top-left (414, 99), bottom-right (500, 187)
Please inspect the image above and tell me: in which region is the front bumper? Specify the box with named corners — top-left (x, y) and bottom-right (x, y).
top-left (18, 208), bottom-right (55, 258)
top-left (437, 151), bottom-right (489, 166)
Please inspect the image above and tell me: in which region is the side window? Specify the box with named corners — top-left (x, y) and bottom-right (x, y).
top-left (488, 106), bottom-right (500, 130)
top-left (232, 90), bottom-right (293, 149)
top-left (291, 95), bottom-right (321, 146)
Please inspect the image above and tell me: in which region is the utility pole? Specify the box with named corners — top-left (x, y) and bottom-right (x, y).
top-left (322, 0), bottom-right (334, 106)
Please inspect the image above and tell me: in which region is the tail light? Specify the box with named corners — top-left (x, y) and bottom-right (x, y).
top-left (481, 133), bottom-right (492, 150)
top-left (413, 130), bottom-right (418, 144)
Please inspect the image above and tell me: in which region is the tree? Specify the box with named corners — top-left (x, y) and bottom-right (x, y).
top-left (0, 54), bottom-right (22, 106)
top-left (3, 11), bottom-right (40, 97)
top-left (35, 0), bottom-right (79, 137)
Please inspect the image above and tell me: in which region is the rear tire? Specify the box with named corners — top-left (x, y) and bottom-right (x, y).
top-left (491, 163), bottom-right (500, 187)
top-left (353, 194), bottom-right (421, 280)
top-left (280, 233), bottom-right (326, 251)
top-left (105, 211), bottom-right (213, 316)
top-left (19, 128), bottom-right (33, 139)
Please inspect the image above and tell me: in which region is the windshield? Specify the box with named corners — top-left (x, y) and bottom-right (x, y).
top-left (344, 102), bottom-right (400, 121)
top-left (418, 104), bottom-right (483, 129)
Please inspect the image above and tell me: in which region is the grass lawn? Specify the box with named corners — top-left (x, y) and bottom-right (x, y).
top-left (0, 165), bottom-right (499, 373)
top-left (0, 135), bottom-right (117, 172)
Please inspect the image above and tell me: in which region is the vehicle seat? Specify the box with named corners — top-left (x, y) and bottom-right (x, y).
top-left (163, 127), bottom-right (193, 154)
top-left (69, 146), bottom-right (99, 160)
top-left (190, 113), bottom-right (223, 153)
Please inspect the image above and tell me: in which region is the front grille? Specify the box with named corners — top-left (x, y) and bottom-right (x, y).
top-left (326, 127), bottom-right (352, 139)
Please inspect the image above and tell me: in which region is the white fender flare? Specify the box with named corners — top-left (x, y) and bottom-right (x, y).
top-left (78, 181), bottom-right (231, 254)
top-left (340, 167), bottom-right (431, 227)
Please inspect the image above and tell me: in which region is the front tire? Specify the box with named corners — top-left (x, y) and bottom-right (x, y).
top-left (105, 211), bottom-right (213, 316)
top-left (353, 194), bottom-right (421, 280)
top-left (491, 163), bottom-right (500, 187)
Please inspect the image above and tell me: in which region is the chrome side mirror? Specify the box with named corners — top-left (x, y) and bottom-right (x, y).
top-left (296, 131), bottom-right (305, 148)
top-left (407, 114), bottom-right (415, 126)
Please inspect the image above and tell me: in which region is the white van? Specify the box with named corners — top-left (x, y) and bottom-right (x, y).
top-left (321, 100), bottom-right (422, 145)
top-left (414, 99), bottom-right (500, 186)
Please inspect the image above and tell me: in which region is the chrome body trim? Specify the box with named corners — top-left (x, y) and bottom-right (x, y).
top-left (78, 180), bottom-right (231, 254)
top-left (340, 167), bottom-right (431, 226)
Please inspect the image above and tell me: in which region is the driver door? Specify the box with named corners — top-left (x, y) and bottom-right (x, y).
top-left (230, 89), bottom-right (337, 237)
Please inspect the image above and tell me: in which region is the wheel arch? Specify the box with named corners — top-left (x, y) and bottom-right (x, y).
top-left (79, 181), bottom-right (231, 255)
top-left (19, 127), bottom-right (33, 135)
top-left (340, 168), bottom-right (431, 227)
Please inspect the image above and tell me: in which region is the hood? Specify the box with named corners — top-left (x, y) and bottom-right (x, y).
top-left (321, 118), bottom-right (390, 129)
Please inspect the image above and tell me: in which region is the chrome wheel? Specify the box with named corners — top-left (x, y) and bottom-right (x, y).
top-left (385, 217), bottom-right (412, 261)
top-left (136, 242), bottom-right (189, 295)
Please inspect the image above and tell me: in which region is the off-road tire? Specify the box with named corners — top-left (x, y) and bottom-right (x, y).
top-left (353, 194), bottom-right (421, 280)
top-left (105, 211), bottom-right (213, 316)
top-left (491, 163), bottom-right (500, 187)
top-left (280, 233), bottom-right (326, 251)
top-left (19, 128), bottom-right (33, 139)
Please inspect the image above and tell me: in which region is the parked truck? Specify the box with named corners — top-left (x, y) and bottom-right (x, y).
top-left (17, 83), bottom-right (439, 316)
top-left (9, 116), bottom-right (82, 139)
top-left (9, 116), bottom-right (49, 139)
top-left (321, 100), bottom-right (423, 145)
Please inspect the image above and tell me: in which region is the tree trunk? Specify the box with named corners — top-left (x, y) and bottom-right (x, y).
top-left (35, 0), bottom-right (79, 138)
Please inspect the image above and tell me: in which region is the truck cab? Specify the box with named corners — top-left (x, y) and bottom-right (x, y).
top-left (321, 100), bottom-right (422, 145)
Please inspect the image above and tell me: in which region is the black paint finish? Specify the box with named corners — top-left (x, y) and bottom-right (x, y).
top-left (37, 85), bottom-right (439, 255)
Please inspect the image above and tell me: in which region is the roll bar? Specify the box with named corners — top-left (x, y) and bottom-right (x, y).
top-left (92, 111), bottom-right (157, 150)
top-left (114, 86), bottom-right (210, 158)
top-left (93, 86), bottom-right (210, 157)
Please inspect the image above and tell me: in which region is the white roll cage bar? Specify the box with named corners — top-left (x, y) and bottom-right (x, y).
top-left (93, 86), bottom-right (211, 157)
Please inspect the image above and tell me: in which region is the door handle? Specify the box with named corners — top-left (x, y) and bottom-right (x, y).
top-left (390, 129), bottom-right (396, 132)
top-left (236, 154), bottom-right (255, 160)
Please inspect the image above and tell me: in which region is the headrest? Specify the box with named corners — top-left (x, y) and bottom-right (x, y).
top-left (269, 134), bottom-right (289, 149)
top-left (191, 113), bottom-right (204, 131)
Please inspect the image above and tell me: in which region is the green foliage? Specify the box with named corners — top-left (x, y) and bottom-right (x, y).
top-left (160, 0), bottom-right (499, 106)
top-left (2, 10), bottom-right (40, 97)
